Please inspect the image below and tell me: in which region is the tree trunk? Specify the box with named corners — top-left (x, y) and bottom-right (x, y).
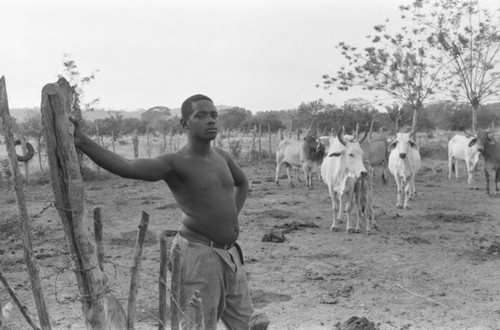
top-left (40, 77), bottom-right (126, 330)
top-left (37, 135), bottom-right (43, 171)
top-left (412, 108), bottom-right (418, 132)
top-left (471, 106), bottom-right (478, 133)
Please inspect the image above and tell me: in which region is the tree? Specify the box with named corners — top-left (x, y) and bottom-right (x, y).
top-left (218, 107), bottom-right (252, 131)
top-left (319, 14), bottom-right (445, 131)
top-left (402, 0), bottom-right (500, 132)
top-left (58, 54), bottom-right (100, 127)
top-left (296, 99), bottom-right (328, 129)
top-left (140, 106), bottom-right (171, 133)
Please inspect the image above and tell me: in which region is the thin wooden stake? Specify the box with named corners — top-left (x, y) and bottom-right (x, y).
top-left (0, 76), bottom-right (51, 330)
top-left (0, 267), bottom-right (41, 330)
top-left (127, 211), bottom-right (150, 330)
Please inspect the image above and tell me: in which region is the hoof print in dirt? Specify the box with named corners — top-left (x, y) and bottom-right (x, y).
top-left (262, 231), bottom-right (285, 243)
top-left (335, 316), bottom-right (379, 330)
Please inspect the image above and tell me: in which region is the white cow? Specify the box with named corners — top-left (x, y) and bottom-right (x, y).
top-left (321, 130), bottom-right (368, 233)
top-left (448, 134), bottom-right (480, 184)
top-left (388, 130), bottom-right (422, 209)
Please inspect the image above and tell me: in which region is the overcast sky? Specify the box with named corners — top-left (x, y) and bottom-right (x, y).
top-left (2, 0), bottom-right (500, 113)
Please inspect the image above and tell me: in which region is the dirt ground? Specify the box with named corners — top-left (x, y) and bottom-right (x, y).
top-left (1, 156), bottom-right (500, 330)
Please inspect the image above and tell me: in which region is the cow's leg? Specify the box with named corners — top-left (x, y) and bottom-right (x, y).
top-left (329, 189), bottom-right (340, 231)
top-left (484, 167), bottom-right (491, 195)
top-left (286, 166), bottom-right (295, 187)
top-left (395, 175), bottom-right (404, 209)
top-left (404, 178), bottom-right (411, 210)
top-left (448, 156), bottom-right (454, 181)
top-left (466, 159), bottom-right (473, 184)
top-left (302, 165), bottom-right (312, 189)
top-left (345, 192), bottom-right (355, 234)
top-left (275, 162), bottom-right (282, 185)
top-left (354, 184), bottom-right (362, 234)
top-left (410, 173), bottom-right (417, 199)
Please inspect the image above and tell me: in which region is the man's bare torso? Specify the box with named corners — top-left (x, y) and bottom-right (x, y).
top-left (162, 147), bottom-right (239, 245)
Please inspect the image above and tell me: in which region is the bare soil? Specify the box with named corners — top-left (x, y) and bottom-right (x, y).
top-left (1, 157), bottom-right (500, 330)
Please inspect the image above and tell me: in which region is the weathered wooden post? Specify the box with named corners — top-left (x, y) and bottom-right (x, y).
top-left (132, 130), bottom-right (139, 158)
top-left (258, 124), bottom-right (262, 163)
top-left (0, 76), bottom-right (51, 330)
top-left (268, 123), bottom-right (272, 160)
top-left (146, 128), bottom-right (151, 157)
top-left (40, 77), bottom-right (126, 329)
top-left (126, 211), bottom-right (150, 330)
top-left (249, 125), bottom-right (257, 163)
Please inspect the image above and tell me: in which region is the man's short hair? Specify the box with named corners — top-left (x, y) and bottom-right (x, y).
top-left (181, 94), bottom-right (213, 120)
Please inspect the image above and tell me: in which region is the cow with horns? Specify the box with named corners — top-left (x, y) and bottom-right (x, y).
top-left (321, 129), bottom-right (368, 233)
top-left (387, 129), bottom-right (422, 209)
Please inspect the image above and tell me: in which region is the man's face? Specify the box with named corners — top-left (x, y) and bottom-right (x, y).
top-left (184, 100), bottom-right (218, 140)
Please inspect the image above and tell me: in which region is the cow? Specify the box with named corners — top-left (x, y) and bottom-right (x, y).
top-left (321, 129), bottom-right (368, 233)
top-left (360, 136), bottom-right (390, 184)
top-left (275, 135), bottom-right (326, 189)
top-left (447, 134), bottom-right (480, 184)
top-left (468, 129), bottom-right (500, 194)
top-left (353, 160), bottom-right (376, 234)
top-left (388, 129), bottom-right (422, 209)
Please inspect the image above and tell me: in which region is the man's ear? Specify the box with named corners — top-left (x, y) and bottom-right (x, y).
top-left (180, 118), bottom-right (188, 129)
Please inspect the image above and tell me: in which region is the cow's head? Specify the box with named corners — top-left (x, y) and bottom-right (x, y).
top-left (388, 130), bottom-right (419, 159)
top-left (328, 129), bottom-right (367, 177)
top-left (469, 129), bottom-right (496, 152)
top-left (304, 135), bottom-right (326, 159)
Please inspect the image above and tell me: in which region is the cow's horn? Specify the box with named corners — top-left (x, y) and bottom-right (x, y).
top-left (337, 128), bottom-right (346, 146)
top-left (358, 129), bottom-right (369, 144)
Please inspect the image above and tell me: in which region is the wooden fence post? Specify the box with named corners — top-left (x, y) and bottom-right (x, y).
top-left (258, 124), bottom-right (262, 163)
top-left (267, 124), bottom-right (272, 160)
top-left (1, 76), bottom-right (51, 330)
top-left (132, 130), bottom-right (139, 158)
top-left (41, 77), bottom-right (126, 329)
top-left (127, 211), bottom-right (150, 330)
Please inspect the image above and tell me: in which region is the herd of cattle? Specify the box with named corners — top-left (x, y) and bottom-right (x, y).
top-left (274, 127), bottom-right (500, 234)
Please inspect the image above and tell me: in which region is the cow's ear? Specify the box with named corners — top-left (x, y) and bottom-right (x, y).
top-left (468, 138), bottom-right (477, 147)
top-left (409, 141), bottom-right (419, 150)
top-left (328, 152), bottom-right (342, 157)
top-left (388, 140), bottom-right (397, 151)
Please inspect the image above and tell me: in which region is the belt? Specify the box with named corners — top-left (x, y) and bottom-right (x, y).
top-left (179, 229), bottom-right (235, 250)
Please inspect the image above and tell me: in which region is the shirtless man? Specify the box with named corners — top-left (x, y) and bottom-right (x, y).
top-left (72, 94), bottom-right (266, 329)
